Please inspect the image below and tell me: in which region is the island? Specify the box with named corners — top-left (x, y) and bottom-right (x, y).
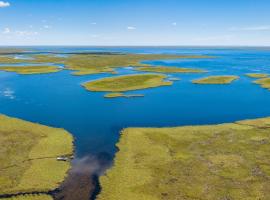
top-left (98, 117), bottom-right (270, 200)
top-left (104, 93), bottom-right (144, 98)
top-left (0, 114), bottom-right (74, 200)
top-left (246, 73), bottom-right (268, 78)
top-left (254, 78), bottom-right (270, 90)
top-left (82, 74), bottom-right (172, 92)
top-left (0, 66), bottom-right (62, 75)
top-left (192, 75), bottom-right (239, 84)
top-left (134, 66), bottom-right (206, 73)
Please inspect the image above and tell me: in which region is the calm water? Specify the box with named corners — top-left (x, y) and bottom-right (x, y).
top-left (1, 47), bottom-right (270, 158)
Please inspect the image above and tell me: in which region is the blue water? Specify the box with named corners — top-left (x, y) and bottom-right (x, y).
top-left (1, 47), bottom-right (270, 158)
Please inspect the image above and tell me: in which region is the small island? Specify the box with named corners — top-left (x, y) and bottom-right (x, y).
top-left (254, 78), bottom-right (270, 90)
top-left (192, 75), bottom-right (239, 84)
top-left (104, 93), bottom-right (144, 98)
top-left (246, 73), bottom-right (268, 78)
top-left (0, 114), bottom-right (74, 199)
top-left (82, 74), bottom-right (172, 92)
top-left (0, 66), bottom-right (62, 75)
top-left (134, 66), bottom-right (206, 73)
top-left (98, 117), bottom-right (270, 200)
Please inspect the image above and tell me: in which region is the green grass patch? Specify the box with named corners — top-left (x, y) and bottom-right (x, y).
top-left (254, 78), bottom-right (270, 90)
top-left (246, 73), bottom-right (268, 78)
top-left (83, 74), bottom-right (172, 92)
top-left (104, 93), bottom-right (144, 98)
top-left (192, 75), bottom-right (239, 84)
top-left (0, 114), bottom-right (73, 195)
top-left (135, 66), bottom-right (206, 73)
top-left (0, 66), bottom-right (62, 74)
top-left (98, 117), bottom-right (270, 200)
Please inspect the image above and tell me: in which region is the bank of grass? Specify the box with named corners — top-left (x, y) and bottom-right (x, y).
top-left (98, 117), bottom-right (270, 200)
top-left (104, 93), bottom-right (144, 98)
top-left (135, 66), bottom-right (206, 73)
top-left (83, 74), bottom-right (172, 92)
top-left (1, 194), bottom-right (53, 200)
top-left (246, 73), bottom-right (268, 78)
top-left (254, 78), bottom-right (270, 90)
top-left (0, 115), bottom-right (73, 195)
top-left (0, 66), bottom-right (62, 74)
top-left (66, 54), bottom-right (211, 75)
top-left (192, 75), bottom-right (239, 84)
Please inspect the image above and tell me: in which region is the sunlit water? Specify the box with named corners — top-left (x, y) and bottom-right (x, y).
top-left (1, 47), bottom-right (270, 159)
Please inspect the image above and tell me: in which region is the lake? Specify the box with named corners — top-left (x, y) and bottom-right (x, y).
top-left (1, 46), bottom-right (270, 160)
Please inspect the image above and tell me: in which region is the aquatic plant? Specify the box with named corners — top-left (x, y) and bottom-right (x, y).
top-left (0, 66), bottom-right (62, 74)
top-left (192, 75), bottom-right (239, 84)
top-left (98, 117), bottom-right (270, 200)
top-left (83, 74), bottom-right (172, 92)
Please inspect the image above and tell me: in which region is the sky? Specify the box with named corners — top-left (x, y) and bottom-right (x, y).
top-left (0, 0), bottom-right (270, 46)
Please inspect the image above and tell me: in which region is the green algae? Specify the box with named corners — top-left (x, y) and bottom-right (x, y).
top-left (192, 75), bottom-right (239, 84)
top-left (0, 115), bottom-right (73, 196)
top-left (83, 74), bottom-right (172, 92)
top-left (98, 117), bottom-right (270, 200)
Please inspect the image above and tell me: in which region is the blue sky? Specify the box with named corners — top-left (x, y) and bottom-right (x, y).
top-left (0, 0), bottom-right (270, 46)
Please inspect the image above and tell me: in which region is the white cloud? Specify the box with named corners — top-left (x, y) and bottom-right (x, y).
top-left (3, 27), bottom-right (10, 34)
top-left (91, 22), bottom-right (97, 25)
top-left (15, 30), bottom-right (38, 36)
top-left (43, 25), bottom-right (52, 29)
top-left (230, 26), bottom-right (270, 31)
top-left (172, 22), bottom-right (177, 26)
top-left (127, 26), bottom-right (136, 30)
top-left (0, 1), bottom-right (10, 8)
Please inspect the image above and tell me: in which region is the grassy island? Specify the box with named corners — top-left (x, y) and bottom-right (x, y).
top-left (0, 66), bottom-right (62, 74)
top-left (0, 115), bottom-right (73, 198)
top-left (104, 93), bottom-right (144, 98)
top-left (192, 75), bottom-right (239, 84)
top-left (254, 78), bottom-right (270, 90)
top-left (246, 73), bottom-right (269, 78)
top-left (83, 74), bottom-right (172, 92)
top-left (98, 117), bottom-right (270, 200)
top-left (135, 66), bottom-right (206, 73)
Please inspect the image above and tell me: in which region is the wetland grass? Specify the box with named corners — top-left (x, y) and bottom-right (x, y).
top-left (192, 75), bottom-right (239, 84)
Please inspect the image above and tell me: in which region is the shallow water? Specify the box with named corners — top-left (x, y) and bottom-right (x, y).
top-left (1, 47), bottom-right (270, 159)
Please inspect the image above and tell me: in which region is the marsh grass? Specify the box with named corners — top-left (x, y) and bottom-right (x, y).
top-left (246, 73), bottom-right (268, 78)
top-left (83, 74), bottom-right (172, 92)
top-left (98, 117), bottom-right (270, 200)
top-left (135, 66), bottom-right (206, 73)
top-left (0, 115), bottom-right (73, 195)
top-left (1, 194), bottom-right (53, 200)
top-left (192, 75), bottom-right (239, 84)
top-left (254, 78), bottom-right (270, 90)
top-left (0, 66), bottom-right (62, 74)
top-left (104, 93), bottom-right (144, 98)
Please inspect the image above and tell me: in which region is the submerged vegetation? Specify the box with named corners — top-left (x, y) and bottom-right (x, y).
top-left (134, 66), bottom-right (206, 73)
top-left (0, 115), bottom-right (73, 197)
top-left (83, 74), bottom-right (172, 92)
top-left (254, 78), bottom-right (270, 90)
top-left (192, 75), bottom-right (239, 84)
top-left (98, 117), bottom-right (270, 200)
top-left (246, 73), bottom-right (268, 78)
top-left (0, 66), bottom-right (62, 74)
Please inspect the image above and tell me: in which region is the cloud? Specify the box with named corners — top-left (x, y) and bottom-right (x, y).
top-left (15, 30), bottom-right (38, 36)
top-left (230, 26), bottom-right (270, 31)
top-left (3, 27), bottom-right (10, 34)
top-left (0, 1), bottom-right (10, 8)
top-left (91, 22), bottom-right (97, 25)
top-left (43, 25), bottom-right (52, 29)
top-left (127, 26), bottom-right (136, 30)
top-left (172, 22), bottom-right (177, 26)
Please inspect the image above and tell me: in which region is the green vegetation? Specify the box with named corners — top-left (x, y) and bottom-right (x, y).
top-left (0, 66), bottom-right (62, 74)
top-left (83, 74), bottom-right (172, 92)
top-left (192, 75), bottom-right (239, 84)
top-left (246, 73), bottom-right (268, 78)
top-left (0, 114), bottom-right (73, 196)
top-left (98, 117), bottom-right (270, 200)
top-left (65, 54), bottom-right (211, 75)
top-left (254, 78), bottom-right (270, 90)
top-left (1, 194), bottom-right (53, 200)
top-left (135, 66), bottom-right (206, 73)
top-left (104, 93), bottom-right (144, 98)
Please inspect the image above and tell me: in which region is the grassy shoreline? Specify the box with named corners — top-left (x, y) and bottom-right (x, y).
top-left (192, 75), bottom-right (239, 84)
